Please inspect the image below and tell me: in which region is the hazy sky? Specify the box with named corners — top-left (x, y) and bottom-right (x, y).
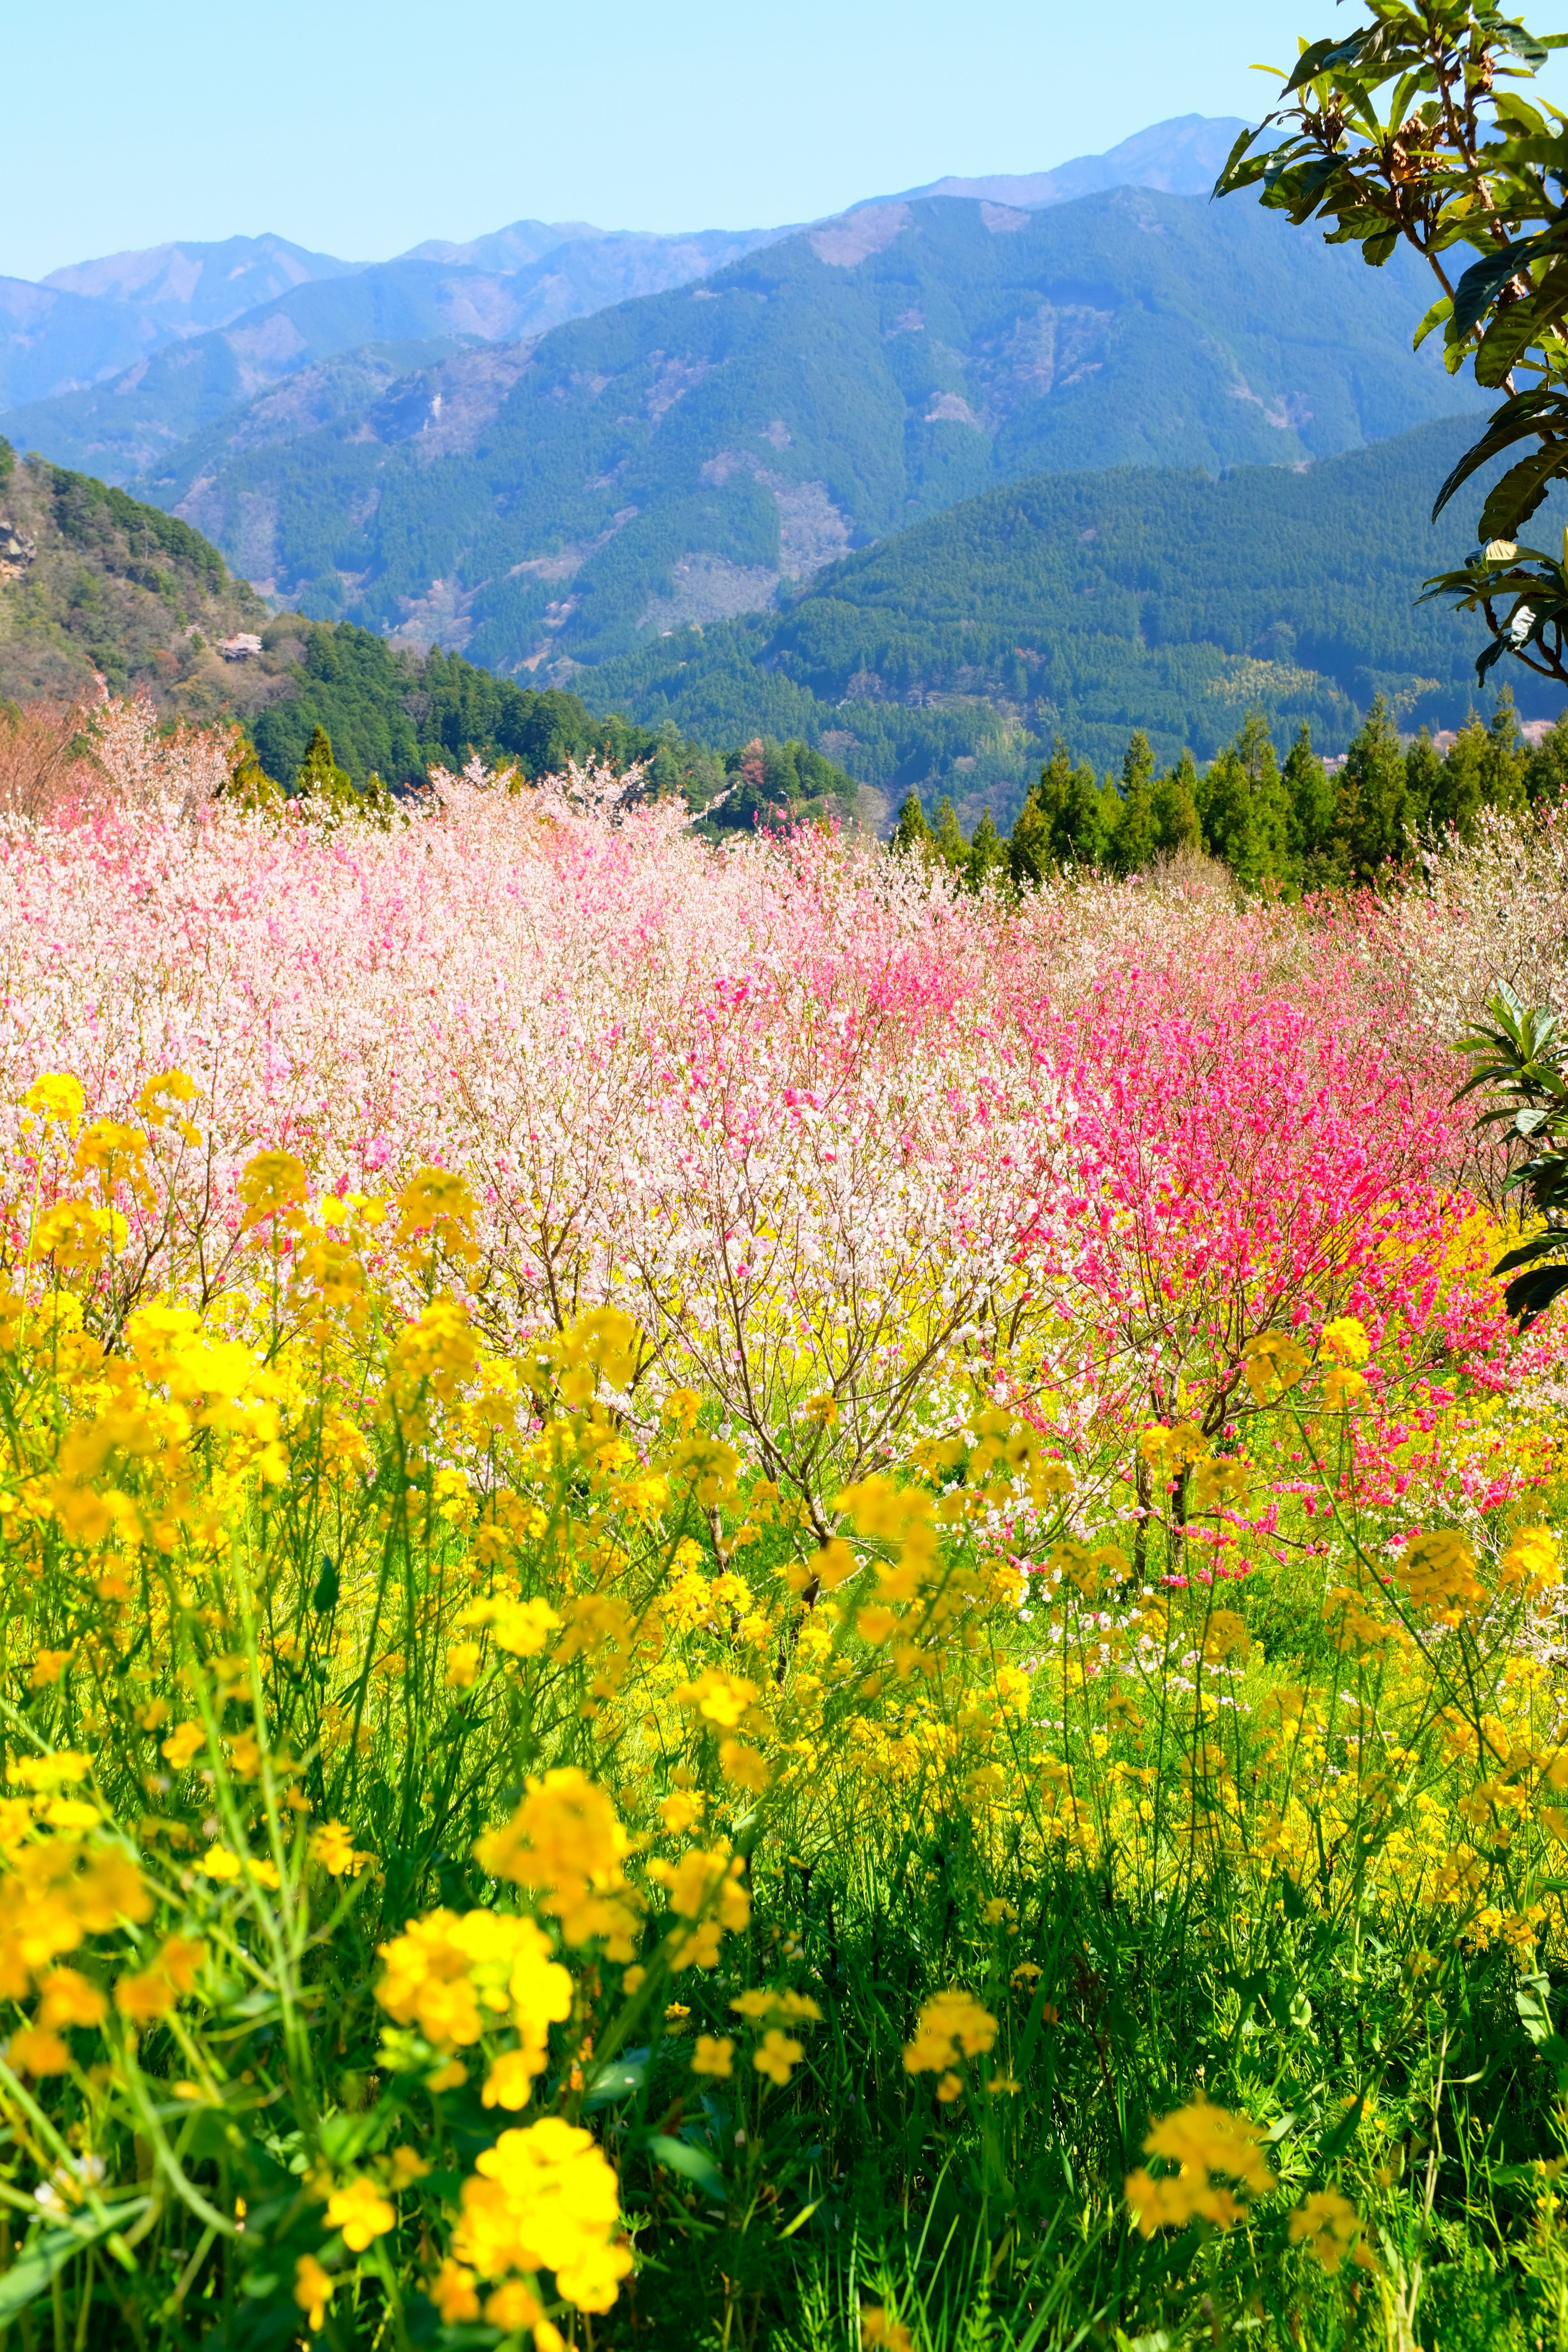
top-left (10, 0), bottom-right (1567, 282)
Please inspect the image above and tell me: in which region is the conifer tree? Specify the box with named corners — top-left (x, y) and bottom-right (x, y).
top-left (1429, 713), bottom-right (1489, 838)
top-left (1481, 685), bottom-right (1528, 815)
top-left (891, 790), bottom-right (934, 856)
top-left (1403, 728), bottom-right (1442, 839)
top-left (932, 795), bottom-right (968, 869)
top-left (1525, 712), bottom-right (1568, 805)
top-left (1108, 730), bottom-right (1157, 876)
top-left (224, 745), bottom-right (282, 812)
top-left (1282, 723), bottom-right (1335, 883)
top-left (360, 771), bottom-right (396, 827)
top-left (294, 724), bottom-right (358, 813)
top-left (1152, 750), bottom-right (1202, 855)
top-left (967, 809), bottom-right (1008, 892)
top-left (1198, 745), bottom-right (1255, 880)
top-left (1235, 710), bottom-right (1289, 884)
top-left (1008, 771), bottom-right (1055, 889)
top-left (1056, 761), bottom-right (1113, 870)
top-left (1008, 738), bottom-right (1114, 879)
top-left (1122, 729), bottom-right (1155, 795)
top-left (1336, 695), bottom-right (1409, 882)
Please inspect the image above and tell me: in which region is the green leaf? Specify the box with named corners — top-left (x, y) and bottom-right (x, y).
top-left (1452, 237), bottom-right (1544, 339)
top-left (647, 2134), bottom-right (727, 2201)
top-left (1317, 2093), bottom-right (1365, 2163)
top-left (581, 2047), bottom-right (649, 2110)
top-left (0, 2202), bottom-right (155, 2323)
top-left (1516, 1973), bottom-right (1555, 2047)
top-left (1504, 1263), bottom-right (1568, 1326)
top-left (1474, 299), bottom-right (1547, 388)
top-left (1478, 442), bottom-right (1568, 542)
top-left (1213, 124), bottom-right (1268, 197)
top-left (1432, 387), bottom-right (1568, 518)
top-left (1283, 31), bottom-right (1368, 94)
top-left (1412, 291), bottom-right (1454, 350)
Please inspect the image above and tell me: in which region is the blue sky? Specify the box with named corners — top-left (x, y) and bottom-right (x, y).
top-left (10, 0), bottom-right (1567, 280)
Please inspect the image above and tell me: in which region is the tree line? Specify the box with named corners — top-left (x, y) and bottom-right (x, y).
top-left (891, 691), bottom-right (1568, 896)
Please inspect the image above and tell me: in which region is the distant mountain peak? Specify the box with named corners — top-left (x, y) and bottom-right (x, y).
top-left (399, 220), bottom-right (609, 270)
top-left (40, 235), bottom-right (359, 338)
top-left (867, 114), bottom-right (1249, 212)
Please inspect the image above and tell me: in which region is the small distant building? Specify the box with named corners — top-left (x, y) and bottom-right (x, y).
top-left (219, 633), bottom-right (263, 662)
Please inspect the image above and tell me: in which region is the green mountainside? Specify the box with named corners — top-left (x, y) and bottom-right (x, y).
top-left (237, 613), bottom-right (854, 822)
top-left (0, 437), bottom-right (853, 824)
top-left (574, 413), bottom-right (1565, 821)
top-left (64, 189), bottom-right (1474, 681)
top-left (0, 440), bottom-right (267, 709)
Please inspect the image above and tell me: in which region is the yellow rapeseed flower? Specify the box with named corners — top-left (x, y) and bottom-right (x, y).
top-left (753, 2029), bottom-right (804, 2085)
top-left (1289, 2188), bottom-right (1377, 2273)
top-left (1124, 2098), bottom-right (1277, 2235)
top-left (1320, 1315), bottom-right (1371, 1365)
top-left (903, 1989), bottom-right (998, 2075)
top-left (326, 2176), bottom-right (396, 2252)
top-left (293, 2253), bottom-right (334, 2333)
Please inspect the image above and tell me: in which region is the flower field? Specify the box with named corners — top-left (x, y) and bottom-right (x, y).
top-left (6, 719), bottom-right (1568, 2349)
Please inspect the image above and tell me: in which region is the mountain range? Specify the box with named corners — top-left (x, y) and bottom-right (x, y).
top-left (1, 117), bottom-right (1247, 409)
top-left (97, 185), bottom-right (1469, 680)
top-left (3, 112), bottom-right (1548, 827)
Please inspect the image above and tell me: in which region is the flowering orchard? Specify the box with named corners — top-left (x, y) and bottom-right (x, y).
top-left (4, 717), bottom-right (1568, 2348)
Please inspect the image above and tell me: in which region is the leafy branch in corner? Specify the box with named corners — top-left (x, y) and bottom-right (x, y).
top-left (1216, 3), bottom-right (1568, 687)
top-left (1456, 984), bottom-right (1568, 1321)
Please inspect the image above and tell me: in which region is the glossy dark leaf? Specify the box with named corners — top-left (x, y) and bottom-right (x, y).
top-left (1504, 1261), bottom-right (1568, 1327)
top-left (1282, 31), bottom-right (1368, 94)
top-left (1429, 388), bottom-right (1568, 519)
top-left (647, 2133), bottom-right (727, 2200)
top-left (1452, 236), bottom-right (1543, 337)
top-left (1213, 125), bottom-right (1266, 196)
top-left (1474, 297), bottom-right (1549, 388)
top-left (1477, 442), bottom-right (1568, 541)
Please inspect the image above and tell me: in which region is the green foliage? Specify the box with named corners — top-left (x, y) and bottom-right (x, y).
top-left (890, 790), bottom-right (935, 856)
top-left (1334, 692), bottom-right (1413, 885)
top-left (1106, 731), bottom-right (1157, 877)
top-left (220, 746), bottom-right (283, 813)
top-left (289, 722), bottom-right (393, 822)
top-left (0, 435), bottom-right (13, 492)
top-left (932, 795), bottom-right (968, 870)
top-left (966, 807), bottom-right (1007, 892)
top-left (579, 415), bottom-right (1568, 816)
top-left (1152, 747), bottom-right (1203, 857)
top-left (929, 689), bottom-right (1540, 900)
top-left (709, 734), bottom-right (856, 834)
top-left (1457, 985), bottom-right (1568, 1323)
top-left (1007, 775), bottom-right (1054, 890)
top-left (0, 449), bottom-right (264, 710)
top-left (1525, 709), bottom-right (1568, 803)
top-left (1218, 2), bottom-right (1568, 689)
top-left (239, 622), bottom-right (854, 823)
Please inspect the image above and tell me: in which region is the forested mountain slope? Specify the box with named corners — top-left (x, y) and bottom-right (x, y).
top-left (0, 246), bottom-right (785, 487)
top-left (29, 186), bottom-right (1475, 678)
top-left (0, 116), bottom-right (1250, 425)
top-left (0, 439), bottom-right (267, 708)
top-left (575, 413), bottom-right (1563, 818)
top-left (0, 437), bottom-right (850, 822)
